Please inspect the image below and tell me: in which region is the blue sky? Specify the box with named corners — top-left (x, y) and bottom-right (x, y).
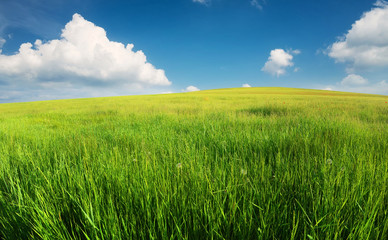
top-left (0, 0), bottom-right (387, 102)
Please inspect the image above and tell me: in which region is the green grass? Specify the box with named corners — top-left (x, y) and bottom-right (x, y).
top-left (0, 87), bottom-right (387, 239)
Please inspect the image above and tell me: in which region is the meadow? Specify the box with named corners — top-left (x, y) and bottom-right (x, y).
top-left (0, 87), bottom-right (387, 239)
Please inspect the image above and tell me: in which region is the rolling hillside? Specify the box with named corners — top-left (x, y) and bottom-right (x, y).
top-left (0, 87), bottom-right (387, 239)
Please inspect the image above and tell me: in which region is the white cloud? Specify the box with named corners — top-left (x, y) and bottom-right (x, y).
top-left (183, 86), bottom-right (200, 92)
top-left (242, 83), bottom-right (252, 87)
top-left (324, 80), bottom-right (388, 95)
top-left (193, 0), bottom-right (209, 5)
top-left (0, 13), bottom-right (171, 89)
top-left (322, 87), bottom-right (333, 91)
top-left (250, 0), bottom-right (265, 10)
top-left (261, 49), bottom-right (299, 77)
top-left (323, 74), bottom-right (388, 95)
top-left (341, 74), bottom-right (368, 86)
top-left (328, 1), bottom-right (388, 70)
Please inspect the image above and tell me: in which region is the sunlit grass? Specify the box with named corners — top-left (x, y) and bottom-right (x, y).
top-left (0, 87), bottom-right (387, 239)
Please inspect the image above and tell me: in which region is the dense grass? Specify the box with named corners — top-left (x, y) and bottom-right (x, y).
top-left (0, 87), bottom-right (387, 239)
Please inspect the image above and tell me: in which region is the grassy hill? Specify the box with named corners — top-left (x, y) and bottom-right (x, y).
top-left (0, 87), bottom-right (387, 239)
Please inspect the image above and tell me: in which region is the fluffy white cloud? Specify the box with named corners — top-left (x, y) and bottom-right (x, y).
top-left (184, 86), bottom-right (200, 92)
top-left (0, 13), bottom-right (170, 88)
top-left (341, 74), bottom-right (368, 86)
top-left (261, 49), bottom-right (299, 77)
top-left (328, 1), bottom-right (388, 69)
top-left (242, 83), bottom-right (252, 87)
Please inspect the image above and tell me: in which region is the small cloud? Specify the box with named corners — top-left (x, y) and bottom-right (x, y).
top-left (341, 74), bottom-right (368, 86)
top-left (293, 67), bottom-right (300, 72)
top-left (292, 49), bottom-right (301, 55)
top-left (261, 48), bottom-right (300, 77)
top-left (160, 91), bottom-right (174, 94)
top-left (323, 77), bottom-right (388, 95)
top-left (183, 86), bottom-right (200, 92)
top-left (242, 83), bottom-right (252, 87)
top-left (250, 0), bottom-right (265, 10)
top-left (193, 0), bottom-right (210, 5)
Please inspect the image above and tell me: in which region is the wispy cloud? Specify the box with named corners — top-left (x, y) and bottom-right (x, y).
top-left (323, 74), bottom-right (388, 95)
top-left (0, 0), bottom-right (66, 39)
top-left (250, 0), bottom-right (266, 10)
top-left (193, 0), bottom-right (210, 6)
top-left (374, 0), bottom-right (388, 7)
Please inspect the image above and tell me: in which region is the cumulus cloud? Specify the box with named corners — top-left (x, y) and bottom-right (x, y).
top-left (242, 83), bottom-right (252, 87)
top-left (261, 49), bottom-right (300, 77)
top-left (341, 74), bottom-right (368, 86)
top-left (183, 86), bottom-right (200, 92)
top-left (328, 1), bottom-right (388, 70)
top-left (0, 13), bottom-right (170, 90)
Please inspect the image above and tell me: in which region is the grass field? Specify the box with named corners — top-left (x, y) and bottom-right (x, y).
top-left (0, 87), bottom-right (387, 239)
